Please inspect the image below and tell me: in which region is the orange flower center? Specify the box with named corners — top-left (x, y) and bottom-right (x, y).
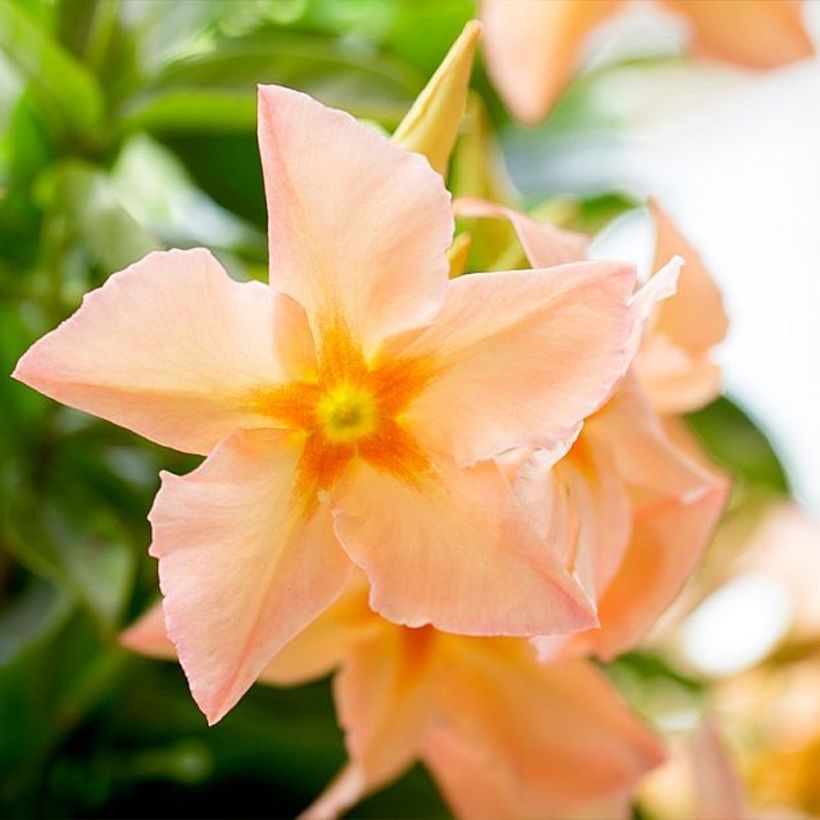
top-left (315, 383), bottom-right (378, 442)
top-left (254, 321), bottom-right (437, 514)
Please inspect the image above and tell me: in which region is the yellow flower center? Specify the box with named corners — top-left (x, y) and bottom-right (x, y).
top-left (315, 383), bottom-right (377, 443)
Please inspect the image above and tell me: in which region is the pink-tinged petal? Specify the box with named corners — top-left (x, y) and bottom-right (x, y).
top-left (120, 602), bottom-right (175, 660)
top-left (512, 441), bottom-right (631, 612)
top-left (332, 626), bottom-right (437, 791)
top-left (121, 581), bottom-right (378, 689)
top-left (13, 249), bottom-right (311, 455)
top-left (625, 256), bottom-right (681, 364)
top-left (304, 625), bottom-right (441, 819)
top-left (568, 379), bottom-right (729, 660)
top-left (664, 0), bottom-right (814, 70)
top-left (301, 764), bottom-right (367, 820)
top-left (257, 85), bottom-right (453, 355)
top-left (636, 335), bottom-right (723, 415)
top-left (558, 437), bottom-right (633, 603)
top-left (636, 200), bottom-right (728, 413)
top-left (689, 719), bottom-right (747, 820)
top-left (149, 428), bottom-right (352, 724)
top-left (261, 577), bottom-right (381, 686)
top-left (481, 0), bottom-right (625, 124)
top-left (453, 196), bottom-right (588, 267)
top-left (649, 201), bottom-right (728, 351)
top-left (424, 643), bottom-right (665, 819)
top-left (332, 458), bottom-right (596, 636)
top-left (399, 262), bottom-right (636, 466)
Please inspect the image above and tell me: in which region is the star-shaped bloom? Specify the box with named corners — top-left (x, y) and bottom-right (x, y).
top-left (123, 580), bottom-right (665, 820)
top-left (14, 84), bottom-right (639, 723)
top-left (454, 196), bottom-right (729, 660)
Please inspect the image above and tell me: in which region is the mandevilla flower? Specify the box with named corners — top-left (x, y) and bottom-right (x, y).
top-left (14, 84), bottom-right (640, 723)
top-left (481, 0), bottom-right (815, 124)
top-left (454, 196), bottom-right (729, 660)
top-left (123, 578), bottom-right (665, 820)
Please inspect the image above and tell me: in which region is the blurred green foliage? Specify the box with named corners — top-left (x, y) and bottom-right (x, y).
top-left (0, 1), bottom-right (792, 817)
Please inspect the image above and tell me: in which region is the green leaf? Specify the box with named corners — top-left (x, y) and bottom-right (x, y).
top-left (37, 160), bottom-right (158, 272)
top-left (6, 493), bottom-right (137, 631)
top-left (686, 396), bottom-right (790, 495)
top-left (119, 30), bottom-right (422, 133)
top-left (117, 88), bottom-right (256, 134)
top-left (0, 577), bottom-right (74, 668)
top-left (0, 0), bottom-right (105, 143)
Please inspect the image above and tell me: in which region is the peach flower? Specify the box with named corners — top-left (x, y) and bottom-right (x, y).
top-left (454, 196), bottom-right (729, 660)
top-left (123, 582), bottom-right (665, 820)
top-left (481, 0), bottom-right (815, 124)
top-left (14, 85), bottom-right (640, 724)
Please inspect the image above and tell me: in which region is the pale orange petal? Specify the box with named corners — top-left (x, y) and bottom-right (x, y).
top-left (424, 643), bottom-right (665, 819)
top-left (399, 261), bottom-right (635, 466)
top-left (120, 602), bottom-right (175, 660)
top-left (636, 335), bottom-right (723, 414)
top-left (149, 428), bottom-right (352, 724)
top-left (300, 763), bottom-right (367, 820)
top-left (558, 437), bottom-right (633, 603)
top-left (332, 458), bottom-right (596, 636)
top-left (625, 256), bottom-right (682, 365)
top-left (257, 85), bottom-right (453, 355)
top-left (636, 200), bottom-right (728, 413)
top-left (664, 0), bottom-right (814, 70)
top-left (481, 0), bottom-right (625, 124)
top-left (453, 196), bottom-right (588, 267)
top-left (121, 580), bottom-right (378, 690)
top-left (690, 718), bottom-right (747, 820)
top-left (332, 626), bottom-right (437, 791)
top-left (13, 249), bottom-right (310, 455)
top-left (572, 378), bottom-right (729, 660)
top-left (261, 577), bottom-right (381, 686)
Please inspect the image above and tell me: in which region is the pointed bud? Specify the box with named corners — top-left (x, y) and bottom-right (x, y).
top-left (393, 20), bottom-right (482, 175)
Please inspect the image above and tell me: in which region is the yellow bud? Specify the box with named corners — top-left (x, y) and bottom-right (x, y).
top-left (393, 20), bottom-right (482, 176)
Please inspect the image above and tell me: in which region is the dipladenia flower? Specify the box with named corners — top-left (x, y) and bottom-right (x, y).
top-left (14, 84), bottom-right (639, 722)
top-left (123, 579), bottom-right (665, 820)
top-left (481, 0), bottom-right (815, 124)
top-left (454, 196), bottom-right (729, 660)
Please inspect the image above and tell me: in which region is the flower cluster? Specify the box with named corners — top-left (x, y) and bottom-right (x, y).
top-left (15, 10), bottom-right (811, 817)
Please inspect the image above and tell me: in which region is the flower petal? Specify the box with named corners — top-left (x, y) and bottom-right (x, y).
top-left (568, 378), bottom-right (729, 660)
top-left (333, 627), bottom-right (435, 790)
top-left (120, 602), bottom-right (175, 660)
top-left (399, 261), bottom-right (636, 466)
top-left (636, 200), bottom-right (727, 413)
top-left (481, 0), bottom-right (624, 123)
top-left (664, 0), bottom-right (814, 69)
top-left (121, 581), bottom-right (377, 690)
top-left (557, 436), bottom-right (633, 602)
top-left (261, 576), bottom-right (381, 686)
top-left (689, 718), bottom-right (747, 820)
top-left (13, 249), bottom-right (310, 455)
top-left (424, 643), bottom-right (665, 819)
top-left (454, 196), bottom-right (588, 267)
top-left (149, 428), bottom-right (352, 724)
top-left (257, 85), bottom-right (453, 355)
top-left (304, 625), bottom-right (440, 819)
top-left (332, 457), bottom-right (596, 636)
